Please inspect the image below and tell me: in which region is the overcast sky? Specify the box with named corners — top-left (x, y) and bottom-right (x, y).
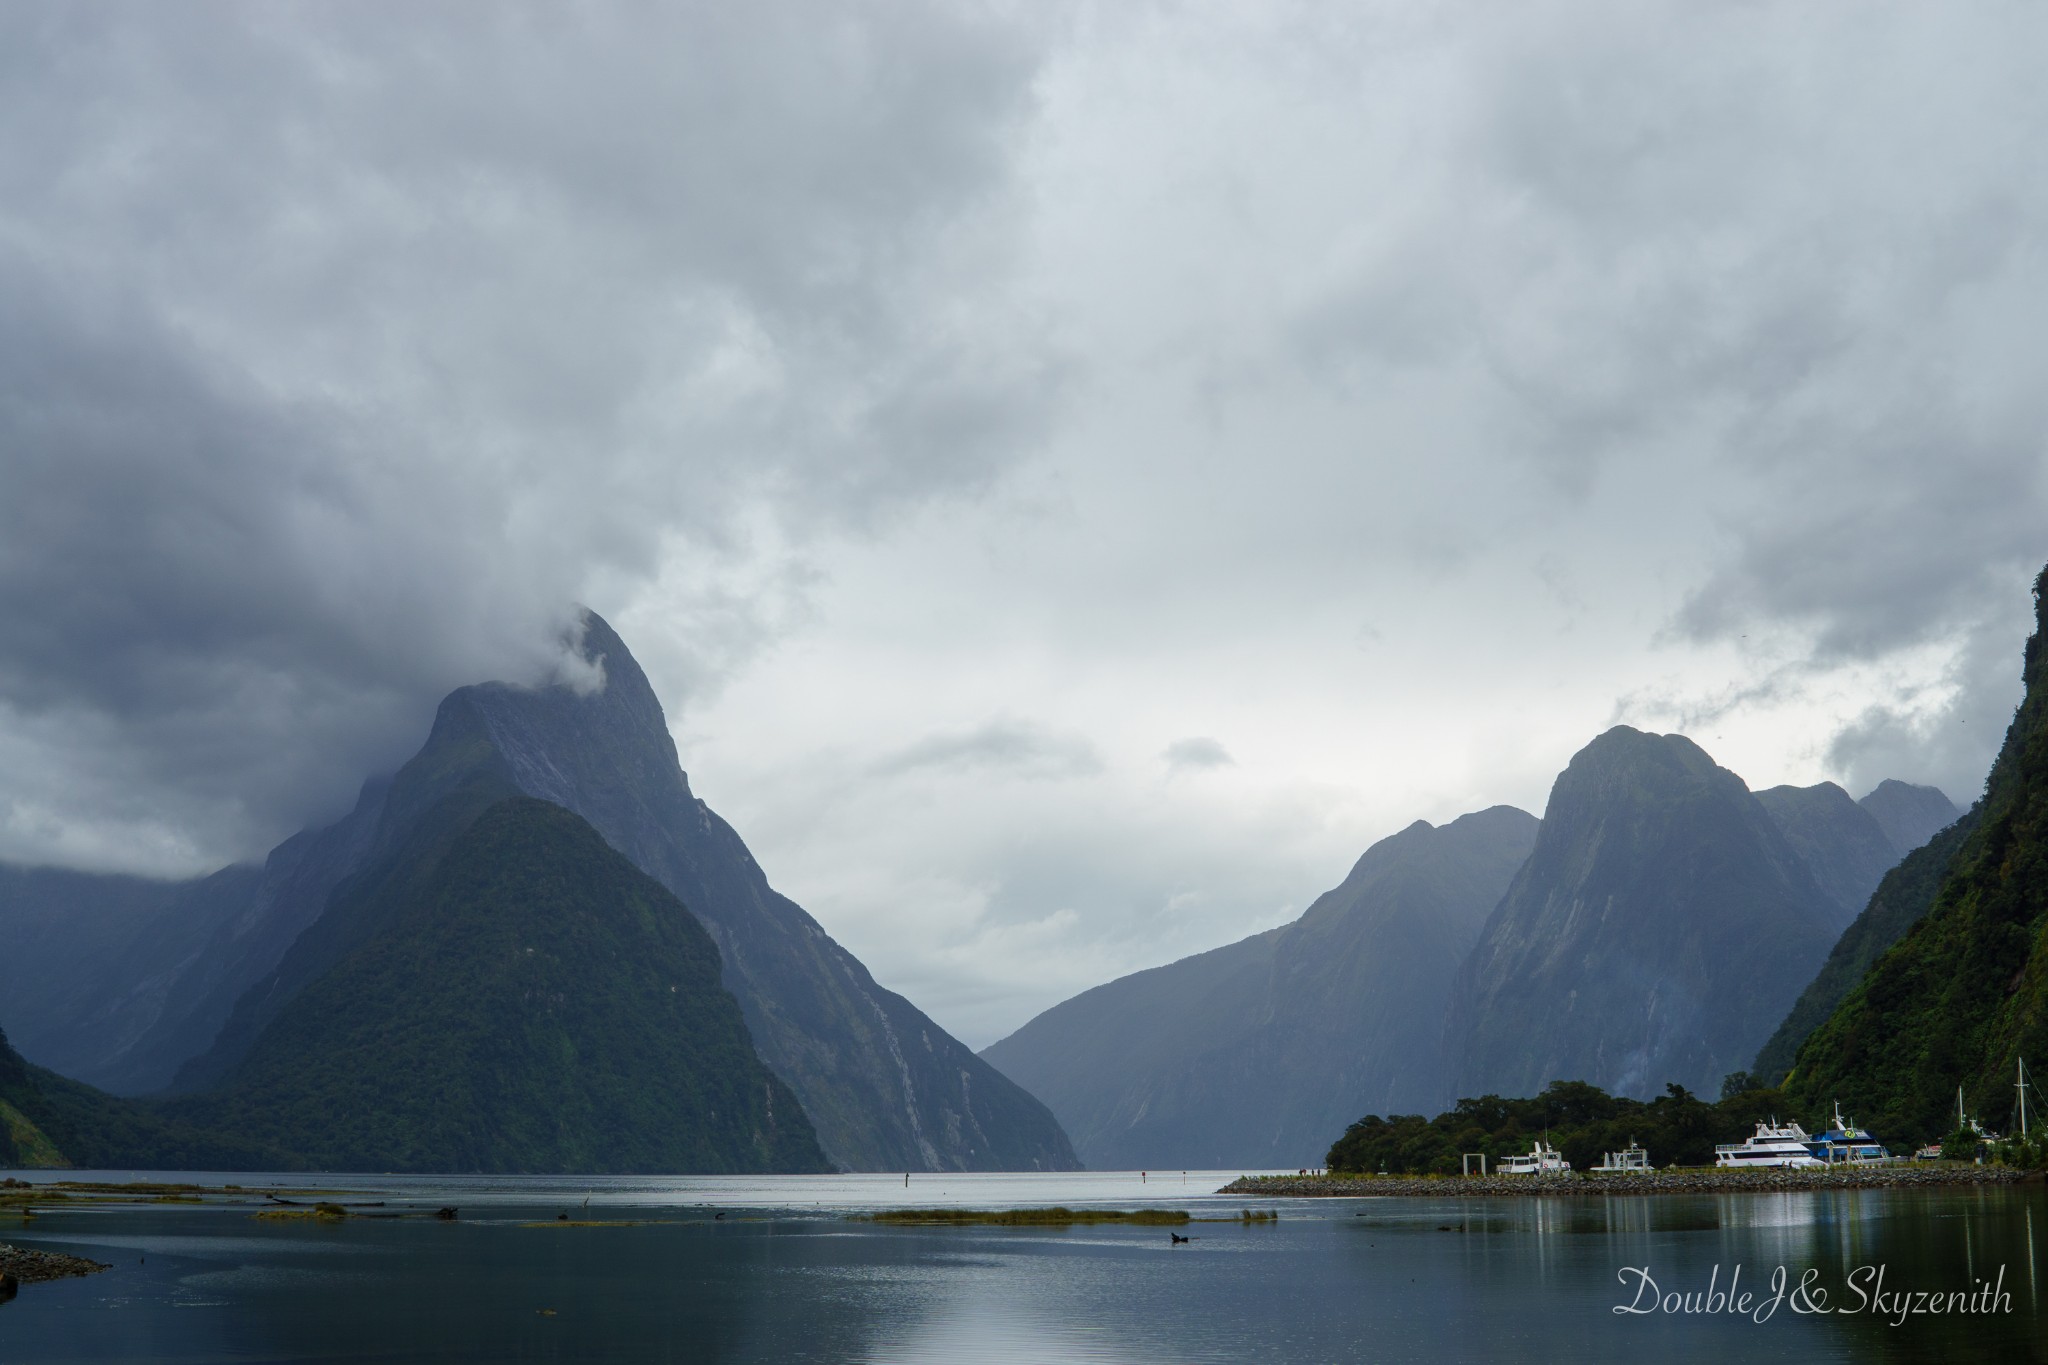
top-left (4, 2), bottom-right (2045, 1047)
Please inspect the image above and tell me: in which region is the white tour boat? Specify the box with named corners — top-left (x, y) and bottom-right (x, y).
top-left (1714, 1120), bottom-right (1822, 1168)
top-left (1498, 1139), bottom-right (1571, 1174)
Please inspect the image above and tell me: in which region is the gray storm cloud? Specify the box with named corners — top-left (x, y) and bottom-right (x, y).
top-left (2, 2), bottom-right (2046, 1046)
top-left (0, 1), bottom-right (1053, 871)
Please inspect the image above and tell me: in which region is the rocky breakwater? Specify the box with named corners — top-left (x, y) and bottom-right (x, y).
top-left (1, 1241), bottom-right (111, 1299)
top-left (1218, 1165), bottom-right (2032, 1198)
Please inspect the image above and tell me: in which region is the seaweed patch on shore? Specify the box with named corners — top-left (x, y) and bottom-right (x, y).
top-left (253, 1202), bottom-right (352, 1222)
top-left (859, 1207), bottom-right (1191, 1226)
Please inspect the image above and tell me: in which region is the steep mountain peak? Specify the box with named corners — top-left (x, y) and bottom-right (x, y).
top-left (404, 608), bottom-right (707, 876)
top-left (370, 611), bottom-right (1073, 1171)
top-left (556, 608), bottom-right (664, 727)
top-left (1447, 727), bottom-right (1838, 1101)
top-left (1566, 726), bottom-right (1727, 793)
top-left (1855, 778), bottom-right (1961, 855)
top-left (433, 607), bottom-right (686, 805)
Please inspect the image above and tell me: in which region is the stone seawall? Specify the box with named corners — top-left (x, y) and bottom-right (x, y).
top-left (1218, 1165), bottom-right (2032, 1198)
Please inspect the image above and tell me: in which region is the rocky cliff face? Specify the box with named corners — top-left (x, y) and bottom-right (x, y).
top-left (982, 807), bottom-right (1538, 1169)
top-left (1444, 728), bottom-right (1841, 1101)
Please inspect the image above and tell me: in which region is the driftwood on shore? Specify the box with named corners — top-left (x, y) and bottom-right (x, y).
top-left (1218, 1165), bottom-right (2034, 1198)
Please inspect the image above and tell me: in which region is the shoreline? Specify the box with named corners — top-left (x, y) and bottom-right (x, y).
top-left (1218, 1165), bottom-right (2036, 1198)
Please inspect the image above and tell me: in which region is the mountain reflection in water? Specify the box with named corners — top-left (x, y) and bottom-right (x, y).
top-left (0, 1170), bottom-right (2039, 1363)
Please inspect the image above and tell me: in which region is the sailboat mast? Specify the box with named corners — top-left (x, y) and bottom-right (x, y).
top-left (2019, 1057), bottom-right (2031, 1140)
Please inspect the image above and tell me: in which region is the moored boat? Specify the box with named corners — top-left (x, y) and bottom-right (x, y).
top-left (1806, 1103), bottom-right (1890, 1164)
top-left (1590, 1141), bottom-right (1651, 1173)
top-left (1499, 1139), bottom-right (1570, 1174)
top-left (1714, 1120), bottom-right (1822, 1168)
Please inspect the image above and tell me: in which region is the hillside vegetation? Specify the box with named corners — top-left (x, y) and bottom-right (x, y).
top-left (170, 798), bottom-right (829, 1174)
top-left (1786, 565), bottom-right (2048, 1142)
top-left (0, 1024), bottom-right (284, 1171)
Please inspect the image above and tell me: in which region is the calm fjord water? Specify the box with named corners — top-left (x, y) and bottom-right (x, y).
top-left (2, 1170), bottom-right (2042, 1363)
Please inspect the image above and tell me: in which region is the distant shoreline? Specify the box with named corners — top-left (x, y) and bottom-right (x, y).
top-left (1219, 1165), bottom-right (2036, 1198)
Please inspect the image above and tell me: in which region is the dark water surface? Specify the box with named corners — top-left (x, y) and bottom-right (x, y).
top-left (2, 1170), bottom-right (2042, 1363)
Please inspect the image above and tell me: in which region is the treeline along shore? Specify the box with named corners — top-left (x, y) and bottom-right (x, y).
top-left (1313, 1078), bottom-right (2015, 1178)
top-left (1219, 1165), bottom-right (2032, 1199)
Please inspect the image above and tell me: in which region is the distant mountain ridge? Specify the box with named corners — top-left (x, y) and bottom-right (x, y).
top-left (985, 727), bottom-right (1956, 1166)
top-left (1, 605), bottom-right (1973, 1172)
top-left (982, 807), bottom-right (1539, 1169)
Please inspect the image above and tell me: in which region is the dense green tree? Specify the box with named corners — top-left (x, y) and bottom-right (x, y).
top-left (1326, 1079), bottom-right (1823, 1173)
